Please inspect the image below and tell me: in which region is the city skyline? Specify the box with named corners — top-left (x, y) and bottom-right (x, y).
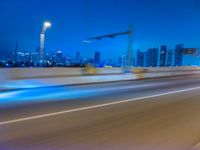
top-left (1, 0), bottom-right (200, 63)
top-left (1, 43), bottom-right (199, 68)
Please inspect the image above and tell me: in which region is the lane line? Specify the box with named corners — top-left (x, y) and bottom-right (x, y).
top-left (1, 86), bottom-right (200, 126)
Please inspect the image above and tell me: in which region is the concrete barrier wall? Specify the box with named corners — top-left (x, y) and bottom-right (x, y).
top-left (0, 68), bottom-right (83, 80)
top-left (144, 67), bottom-right (200, 72)
top-left (1, 67), bottom-right (200, 80)
top-left (0, 67), bottom-right (123, 80)
top-left (1, 67), bottom-right (200, 90)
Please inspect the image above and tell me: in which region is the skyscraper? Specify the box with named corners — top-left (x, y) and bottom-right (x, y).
top-left (56, 51), bottom-right (63, 64)
top-left (174, 44), bottom-right (184, 66)
top-left (151, 48), bottom-right (159, 67)
top-left (94, 51), bottom-right (101, 65)
top-left (118, 55), bottom-right (127, 67)
top-left (65, 55), bottom-right (72, 65)
top-left (75, 52), bottom-right (81, 64)
top-left (14, 42), bottom-right (18, 63)
top-left (132, 57), bottom-right (136, 66)
top-left (145, 50), bottom-right (150, 67)
top-left (17, 52), bottom-right (31, 63)
top-left (31, 52), bottom-right (39, 64)
top-left (136, 50), bottom-right (144, 67)
top-left (160, 45), bottom-right (167, 67)
top-left (167, 49), bottom-right (172, 67)
top-left (145, 48), bottom-right (158, 67)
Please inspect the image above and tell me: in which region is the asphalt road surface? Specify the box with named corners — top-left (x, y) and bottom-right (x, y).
top-left (1, 74), bottom-right (200, 150)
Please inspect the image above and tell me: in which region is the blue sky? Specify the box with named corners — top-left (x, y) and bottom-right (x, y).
top-left (1, 0), bottom-right (200, 62)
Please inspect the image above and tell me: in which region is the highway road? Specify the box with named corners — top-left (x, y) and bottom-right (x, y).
top-left (1, 74), bottom-right (200, 150)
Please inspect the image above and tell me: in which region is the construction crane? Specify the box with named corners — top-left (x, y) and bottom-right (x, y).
top-left (86, 27), bottom-right (133, 67)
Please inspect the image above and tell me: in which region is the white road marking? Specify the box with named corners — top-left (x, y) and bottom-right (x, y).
top-left (1, 86), bottom-right (200, 126)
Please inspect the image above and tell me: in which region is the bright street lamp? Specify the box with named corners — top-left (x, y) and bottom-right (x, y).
top-left (40, 21), bottom-right (51, 64)
top-left (44, 22), bottom-right (51, 28)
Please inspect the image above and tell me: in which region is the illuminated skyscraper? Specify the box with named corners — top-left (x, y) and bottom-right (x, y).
top-left (167, 50), bottom-right (172, 66)
top-left (160, 45), bottom-right (167, 67)
top-left (31, 52), bottom-right (39, 64)
top-left (94, 51), bottom-right (101, 65)
top-left (118, 55), bottom-right (127, 67)
top-left (174, 44), bottom-right (184, 66)
top-left (136, 50), bottom-right (144, 67)
top-left (56, 51), bottom-right (63, 64)
top-left (75, 52), bottom-right (81, 64)
top-left (17, 52), bottom-right (31, 63)
top-left (145, 48), bottom-right (158, 67)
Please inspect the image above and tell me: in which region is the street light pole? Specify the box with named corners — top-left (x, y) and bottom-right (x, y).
top-left (40, 21), bottom-right (51, 64)
top-left (127, 26), bottom-right (133, 67)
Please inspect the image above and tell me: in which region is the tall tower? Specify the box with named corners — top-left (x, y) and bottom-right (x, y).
top-left (167, 49), bottom-right (172, 66)
top-left (160, 45), bottom-right (167, 67)
top-left (94, 51), bottom-right (101, 65)
top-left (146, 48), bottom-right (158, 67)
top-left (136, 50), bottom-right (144, 67)
top-left (14, 42), bottom-right (18, 63)
top-left (174, 44), bottom-right (184, 66)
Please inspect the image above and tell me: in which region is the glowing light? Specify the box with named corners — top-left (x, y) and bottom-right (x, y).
top-left (44, 21), bottom-right (51, 28)
top-left (83, 40), bottom-right (91, 43)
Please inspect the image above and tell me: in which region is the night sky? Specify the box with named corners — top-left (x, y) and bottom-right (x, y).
top-left (1, 0), bottom-right (200, 64)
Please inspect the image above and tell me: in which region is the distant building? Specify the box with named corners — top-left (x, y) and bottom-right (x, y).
top-left (160, 45), bottom-right (167, 67)
top-left (88, 58), bottom-right (94, 64)
top-left (145, 51), bottom-right (150, 67)
top-left (56, 51), bottom-right (63, 64)
top-left (65, 55), bottom-right (72, 65)
top-left (14, 43), bottom-right (18, 63)
top-left (167, 49), bottom-right (173, 66)
top-left (106, 59), bottom-right (112, 66)
top-left (31, 52), bottom-right (39, 64)
top-left (94, 51), bottom-right (101, 65)
top-left (17, 52), bottom-right (31, 63)
top-left (45, 53), bottom-right (51, 62)
top-left (35, 47), bottom-right (42, 62)
top-left (50, 53), bottom-right (57, 64)
top-left (132, 57), bottom-right (136, 67)
top-left (151, 48), bottom-right (159, 67)
top-left (136, 50), bottom-right (144, 67)
top-left (82, 57), bottom-right (88, 64)
top-left (118, 55), bottom-right (127, 67)
top-left (174, 44), bottom-right (184, 66)
top-left (145, 48), bottom-right (158, 67)
top-left (35, 47), bottom-right (40, 53)
top-left (75, 52), bottom-right (81, 64)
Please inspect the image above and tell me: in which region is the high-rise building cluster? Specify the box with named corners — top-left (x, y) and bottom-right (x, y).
top-left (0, 48), bottom-right (103, 68)
top-left (0, 44), bottom-right (196, 68)
top-left (135, 44), bottom-right (185, 67)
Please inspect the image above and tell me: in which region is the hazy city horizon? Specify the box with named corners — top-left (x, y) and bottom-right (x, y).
top-left (1, 0), bottom-right (200, 64)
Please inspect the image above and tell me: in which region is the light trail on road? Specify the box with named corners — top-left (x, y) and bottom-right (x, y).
top-left (1, 75), bottom-right (200, 150)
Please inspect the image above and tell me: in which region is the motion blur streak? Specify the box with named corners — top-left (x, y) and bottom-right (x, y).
top-left (0, 82), bottom-right (167, 106)
top-left (2, 80), bottom-right (46, 89)
top-left (1, 86), bottom-right (200, 126)
top-left (2, 75), bottom-right (200, 150)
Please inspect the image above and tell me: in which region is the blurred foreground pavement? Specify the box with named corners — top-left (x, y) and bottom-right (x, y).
top-left (1, 74), bottom-right (200, 150)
